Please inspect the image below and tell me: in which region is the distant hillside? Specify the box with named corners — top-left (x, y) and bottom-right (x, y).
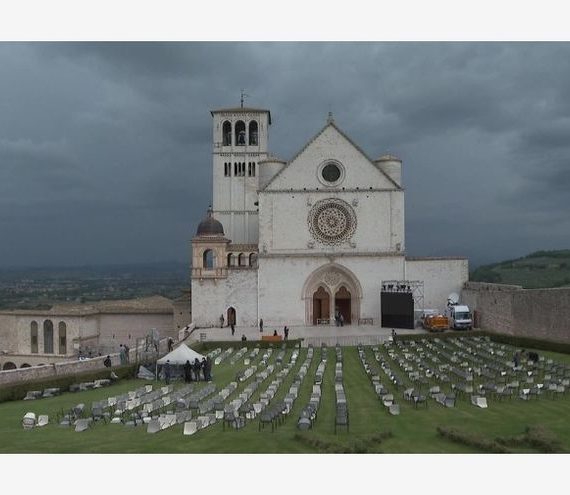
top-left (470, 250), bottom-right (570, 289)
top-left (0, 262), bottom-right (189, 310)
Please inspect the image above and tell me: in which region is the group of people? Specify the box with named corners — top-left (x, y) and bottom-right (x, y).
top-left (119, 344), bottom-right (130, 365)
top-left (162, 356), bottom-right (212, 385)
top-left (513, 349), bottom-right (539, 367)
top-left (270, 326), bottom-right (290, 339)
top-left (183, 357), bottom-right (212, 383)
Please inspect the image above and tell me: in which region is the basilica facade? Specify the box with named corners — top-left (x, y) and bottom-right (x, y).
top-left (191, 107), bottom-right (468, 328)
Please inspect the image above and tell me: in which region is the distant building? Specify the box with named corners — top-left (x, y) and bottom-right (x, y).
top-left (190, 106), bottom-right (468, 329)
top-left (0, 295), bottom-right (180, 369)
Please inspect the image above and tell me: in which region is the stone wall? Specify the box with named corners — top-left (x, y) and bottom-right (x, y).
top-left (462, 281), bottom-right (570, 343)
top-left (0, 336), bottom-right (172, 386)
top-left (173, 294), bottom-right (192, 333)
top-left (0, 314), bottom-right (17, 352)
top-left (258, 255), bottom-right (406, 327)
top-left (191, 269), bottom-right (258, 328)
top-left (97, 313), bottom-right (174, 352)
top-left (0, 354), bottom-right (110, 384)
top-left (405, 257), bottom-right (469, 311)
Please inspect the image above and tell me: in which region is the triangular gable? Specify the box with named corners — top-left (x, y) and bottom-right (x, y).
top-left (263, 121), bottom-right (401, 191)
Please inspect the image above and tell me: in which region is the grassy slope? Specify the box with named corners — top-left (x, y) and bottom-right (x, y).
top-left (1, 343), bottom-right (570, 453)
top-left (470, 249), bottom-right (570, 288)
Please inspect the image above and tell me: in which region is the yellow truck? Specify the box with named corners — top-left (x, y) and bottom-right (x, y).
top-left (422, 314), bottom-right (449, 332)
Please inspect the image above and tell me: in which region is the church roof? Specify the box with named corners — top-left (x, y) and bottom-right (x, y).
top-left (375, 153), bottom-right (402, 162)
top-left (211, 107), bottom-right (271, 124)
top-left (261, 116), bottom-right (402, 191)
top-left (196, 207), bottom-right (225, 237)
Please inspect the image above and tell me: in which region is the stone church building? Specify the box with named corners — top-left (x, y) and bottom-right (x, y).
top-left (191, 106), bottom-right (468, 329)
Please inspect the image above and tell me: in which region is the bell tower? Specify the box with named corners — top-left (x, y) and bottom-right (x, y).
top-left (210, 99), bottom-right (271, 244)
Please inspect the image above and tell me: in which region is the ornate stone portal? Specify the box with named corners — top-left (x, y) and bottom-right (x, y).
top-left (302, 264), bottom-right (362, 325)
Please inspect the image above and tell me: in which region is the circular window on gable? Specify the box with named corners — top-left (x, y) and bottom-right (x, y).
top-left (318, 160), bottom-right (345, 187)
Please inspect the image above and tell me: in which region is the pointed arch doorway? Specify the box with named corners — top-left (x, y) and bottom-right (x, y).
top-left (303, 263), bottom-right (362, 326)
top-left (227, 307), bottom-right (236, 326)
top-left (334, 286), bottom-right (351, 324)
top-left (312, 286), bottom-right (331, 325)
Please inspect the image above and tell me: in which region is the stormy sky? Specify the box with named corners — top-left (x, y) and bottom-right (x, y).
top-left (1, 42), bottom-right (569, 269)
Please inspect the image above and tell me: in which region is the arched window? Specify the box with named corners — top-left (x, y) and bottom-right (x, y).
top-left (203, 249), bottom-right (215, 269)
top-left (30, 321), bottom-right (38, 354)
top-left (234, 162), bottom-right (245, 177)
top-left (58, 321), bottom-right (67, 354)
top-left (222, 121), bottom-right (232, 146)
top-left (21, 363), bottom-right (31, 368)
top-left (238, 253), bottom-right (246, 267)
top-left (2, 362), bottom-right (17, 370)
top-left (227, 253), bottom-right (235, 267)
top-left (43, 320), bottom-right (54, 354)
top-left (249, 120), bottom-right (258, 145)
top-left (235, 120), bottom-right (246, 146)
top-left (249, 253), bottom-right (258, 268)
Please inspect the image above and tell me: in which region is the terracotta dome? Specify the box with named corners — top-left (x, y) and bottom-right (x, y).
top-left (196, 207), bottom-right (224, 236)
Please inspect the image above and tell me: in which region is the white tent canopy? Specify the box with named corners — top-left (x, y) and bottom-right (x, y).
top-left (157, 344), bottom-right (205, 365)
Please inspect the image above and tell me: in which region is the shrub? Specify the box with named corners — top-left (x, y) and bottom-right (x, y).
top-left (0, 364), bottom-right (137, 403)
top-left (294, 430), bottom-right (390, 453)
top-left (496, 425), bottom-right (565, 453)
top-left (486, 333), bottom-right (570, 355)
top-left (436, 426), bottom-right (512, 453)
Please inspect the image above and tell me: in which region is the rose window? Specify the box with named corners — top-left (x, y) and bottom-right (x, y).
top-left (308, 198), bottom-right (356, 245)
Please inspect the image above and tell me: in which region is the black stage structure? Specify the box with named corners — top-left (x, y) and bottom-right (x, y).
top-left (381, 280), bottom-right (424, 329)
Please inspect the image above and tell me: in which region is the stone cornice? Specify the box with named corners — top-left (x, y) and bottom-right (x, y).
top-left (259, 251), bottom-right (406, 259)
top-left (227, 243), bottom-right (258, 252)
top-left (259, 188), bottom-right (403, 194)
top-left (213, 210), bottom-right (258, 215)
top-left (406, 256), bottom-right (468, 261)
top-left (214, 152), bottom-right (267, 157)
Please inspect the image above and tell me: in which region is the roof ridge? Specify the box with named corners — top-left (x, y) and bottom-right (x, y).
top-left (262, 121), bottom-right (332, 190)
top-left (329, 122), bottom-right (402, 190)
top-left (263, 120), bottom-right (402, 191)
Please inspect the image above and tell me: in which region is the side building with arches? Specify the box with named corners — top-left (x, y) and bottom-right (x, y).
top-left (0, 296), bottom-right (176, 369)
top-left (190, 105), bottom-right (469, 329)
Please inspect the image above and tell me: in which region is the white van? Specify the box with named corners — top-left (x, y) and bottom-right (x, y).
top-left (445, 305), bottom-right (473, 330)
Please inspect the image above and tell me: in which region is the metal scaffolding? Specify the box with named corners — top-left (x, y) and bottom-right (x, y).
top-left (381, 280), bottom-right (425, 312)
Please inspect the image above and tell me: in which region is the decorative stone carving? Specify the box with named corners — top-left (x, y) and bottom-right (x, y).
top-left (308, 198), bottom-right (357, 245)
top-left (323, 271), bottom-right (341, 287)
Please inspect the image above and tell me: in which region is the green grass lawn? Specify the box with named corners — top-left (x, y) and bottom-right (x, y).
top-left (1, 339), bottom-right (569, 453)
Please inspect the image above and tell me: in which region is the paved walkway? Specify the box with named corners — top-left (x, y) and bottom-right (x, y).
top-left (194, 324), bottom-right (429, 347)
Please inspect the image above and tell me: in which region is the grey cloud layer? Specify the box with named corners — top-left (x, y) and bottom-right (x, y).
top-left (1, 42), bottom-right (569, 268)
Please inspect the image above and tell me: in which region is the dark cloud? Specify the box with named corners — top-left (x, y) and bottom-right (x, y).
top-left (1, 42), bottom-right (570, 268)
